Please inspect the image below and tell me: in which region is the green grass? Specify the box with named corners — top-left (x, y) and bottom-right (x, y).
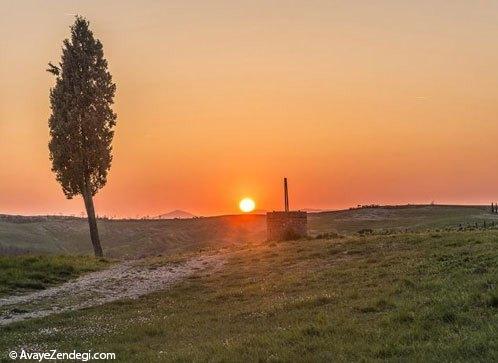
top-left (1, 230), bottom-right (496, 361)
top-left (0, 255), bottom-right (109, 296)
top-left (309, 205), bottom-right (498, 235)
top-left (2, 205), bottom-right (497, 258)
top-left (0, 214), bottom-right (266, 257)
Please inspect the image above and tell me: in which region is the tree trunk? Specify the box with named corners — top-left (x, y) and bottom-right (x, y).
top-left (82, 189), bottom-right (103, 257)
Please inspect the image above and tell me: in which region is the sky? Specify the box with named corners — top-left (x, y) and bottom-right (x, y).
top-left (1, 0), bottom-right (498, 217)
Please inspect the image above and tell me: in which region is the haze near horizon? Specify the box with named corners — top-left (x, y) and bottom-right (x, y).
top-left (1, 1), bottom-right (498, 217)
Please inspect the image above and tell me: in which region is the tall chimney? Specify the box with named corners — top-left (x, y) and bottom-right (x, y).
top-left (284, 178), bottom-right (289, 212)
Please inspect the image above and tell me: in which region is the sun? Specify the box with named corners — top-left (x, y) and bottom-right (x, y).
top-left (239, 197), bottom-right (256, 213)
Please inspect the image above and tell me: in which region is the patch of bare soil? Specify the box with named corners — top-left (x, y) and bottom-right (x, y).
top-left (0, 252), bottom-right (225, 326)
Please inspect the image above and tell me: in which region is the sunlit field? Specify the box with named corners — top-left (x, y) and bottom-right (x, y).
top-left (1, 205), bottom-right (494, 257)
top-left (1, 221), bottom-right (497, 361)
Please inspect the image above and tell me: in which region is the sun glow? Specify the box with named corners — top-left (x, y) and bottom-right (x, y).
top-left (239, 198), bottom-right (256, 213)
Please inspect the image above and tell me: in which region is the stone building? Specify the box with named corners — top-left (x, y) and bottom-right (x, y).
top-left (266, 211), bottom-right (307, 240)
top-left (266, 178), bottom-right (308, 240)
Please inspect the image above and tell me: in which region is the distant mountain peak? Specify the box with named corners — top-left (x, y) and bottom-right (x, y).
top-left (157, 210), bottom-right (196, 219)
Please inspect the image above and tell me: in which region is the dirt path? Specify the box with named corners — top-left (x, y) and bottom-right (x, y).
top-left (0, 252), bottom-right (225, 327)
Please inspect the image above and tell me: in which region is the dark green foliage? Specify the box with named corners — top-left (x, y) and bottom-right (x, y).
top-left (47, 16), bottom-right (116, 199)
top-left (47, 16), bottom-right (116, 256)
top-left (282, 228), bottom-right (302, 241)
top-left (357, 228), bottom-right (373, 235)
top-left (315, 231), bottom-right (342, 239)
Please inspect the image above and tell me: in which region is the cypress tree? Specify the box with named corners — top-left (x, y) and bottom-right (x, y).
top-left (47, 16), bottom-right (116, 257)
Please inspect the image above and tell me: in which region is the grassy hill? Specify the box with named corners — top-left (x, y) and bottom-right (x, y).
top-left (309, 204), bottom-right (498, 235)
top-left (1, 205), bottom-right (497, 257)
top-left (0, 214), bottom-right (266, 258)
top-left (1, 230), bottom-right (497, 361)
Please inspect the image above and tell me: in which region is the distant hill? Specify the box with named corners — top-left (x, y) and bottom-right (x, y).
top-left (157, 210), bottom-right (196, 219)
top-left (1, 205), bottom-right (496, 258)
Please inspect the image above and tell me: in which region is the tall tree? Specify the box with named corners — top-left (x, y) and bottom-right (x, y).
top-left (47, 16), bottom-right (116, 257)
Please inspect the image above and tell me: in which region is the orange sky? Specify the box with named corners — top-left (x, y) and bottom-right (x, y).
top-left (1, 1), bottom-right (498, 217)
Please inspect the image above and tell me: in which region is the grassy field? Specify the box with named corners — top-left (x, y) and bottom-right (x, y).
top-left (1, 229), bottom-right (497, 361)
top-left (1, 205), bottom-right (497, 258)
top-left (0, 255), bottom-right (109, 297)
top-left (309, 204), bottom-right (498, 234)
top-left (0, 214), bottom-right (266, 257)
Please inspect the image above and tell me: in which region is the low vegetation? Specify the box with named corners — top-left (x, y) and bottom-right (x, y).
top-left (1, 230), bottom-right (496, 361)
top-left (0, 214), bottom-right (266, 257)
top-left (1, 205), bottom-right (497, 258)
top-left (0, 255), bottom-right (109, 296)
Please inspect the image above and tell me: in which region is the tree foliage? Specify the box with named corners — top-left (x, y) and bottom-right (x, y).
top-left (48, 16), bottom-right (116, 199)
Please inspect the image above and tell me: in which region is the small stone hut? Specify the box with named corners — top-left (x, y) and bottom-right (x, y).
top-left (266, 178), bottom-right (307, 240)
top-left (267, 211), bottom-right (307, 240)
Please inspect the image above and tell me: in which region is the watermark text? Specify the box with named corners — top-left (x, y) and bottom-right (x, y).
top-left (9, 349), bottom-right (115, 361)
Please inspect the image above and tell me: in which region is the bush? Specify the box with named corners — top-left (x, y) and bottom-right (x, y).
top-left (357, 228), bottom-right (373, 235)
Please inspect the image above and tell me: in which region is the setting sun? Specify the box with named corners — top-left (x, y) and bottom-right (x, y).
top-left (239, 198), bottom-right (256, 213)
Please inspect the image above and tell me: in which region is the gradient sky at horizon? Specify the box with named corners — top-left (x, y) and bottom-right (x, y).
top-left (1, 1), bottom-right (498, 217)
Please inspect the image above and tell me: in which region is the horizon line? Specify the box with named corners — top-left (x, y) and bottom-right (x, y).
top-left (1, 203), bottom-right (494, 220)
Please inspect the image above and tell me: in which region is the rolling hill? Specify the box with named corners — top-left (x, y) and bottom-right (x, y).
top-left (156, 210), bottom-right (196, 219)
top-left (0, 205), bottom-right (496, 258)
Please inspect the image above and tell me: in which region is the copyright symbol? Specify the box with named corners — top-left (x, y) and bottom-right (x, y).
top-left (9, 351), bottom-right (17, 360)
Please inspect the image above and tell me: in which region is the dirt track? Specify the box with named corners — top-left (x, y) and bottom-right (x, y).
top-left (0, 253), bottom-right (225, 326)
